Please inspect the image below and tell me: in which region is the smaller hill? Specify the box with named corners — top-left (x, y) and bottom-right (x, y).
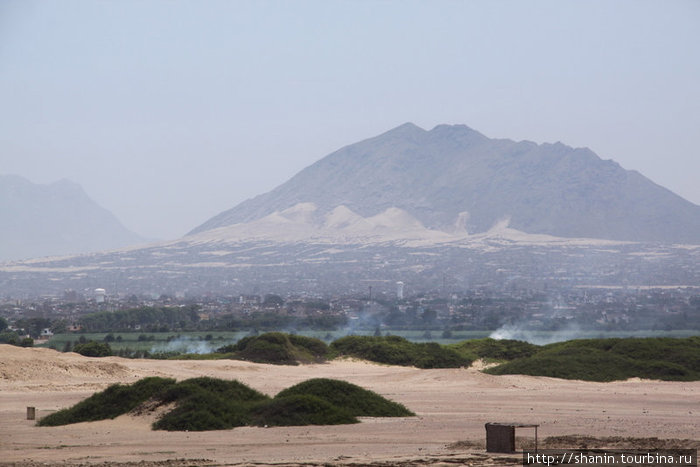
top-left (484, 337), bottom-right (700, 381)
top-left (250, 395), bottom-right (357, 427)
top-left (153, 377), bottom-right (270, 431)
top-left (38, 376), bottom-right (412, 431)
top-left (276, 378), bottom-right (414, 417)
top-left (38, 377), bottom-right (176, 426)
top-left (0, 174), bottom-right (144, 261)
top-left (217, 332), bottom-right (329, 365)
top-left (330, 335), bottom-right (472, 369)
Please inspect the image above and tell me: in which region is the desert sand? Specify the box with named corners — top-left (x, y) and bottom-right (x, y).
top-left (0, 344), bottom-right (698, 466)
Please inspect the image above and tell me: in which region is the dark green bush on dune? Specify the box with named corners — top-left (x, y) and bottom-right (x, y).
top-left (38, 377), bottom-right (176, 426)
top-left (250, 394), bottom-right (358, 426)
top-left (450, 338), bottom-right (539, 362)
top-left (153, 390), bottom-right (259, 431)
top-left (73, 340), bottom-right (112, 357)
top-left (485, 337), bottom-right (700, 382)
top-left (157, 376), bottom-right (268, 404)
top-left (151, 376), bottom-right (272, 431)
top-left (39, 375), bottom-right (412, 431)
top-left (217, 332), bottom-right (329, 365)
top-left (234, 332), bottom-right (298, 364)
top-left (330, 335), bottom-right (471, 369)
top-left (287, 333), bottom-right (329, 359)
top-left (276, 378), bottom-right (414, 417)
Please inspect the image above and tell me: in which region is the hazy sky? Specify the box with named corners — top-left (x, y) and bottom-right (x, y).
top-left (1, 0), bottom-right (698, 239)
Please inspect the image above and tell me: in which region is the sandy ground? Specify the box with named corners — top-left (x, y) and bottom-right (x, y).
top-left (0, 344), bottom-right (698, 466)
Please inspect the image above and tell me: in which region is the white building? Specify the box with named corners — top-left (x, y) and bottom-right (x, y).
top-left (95, 288), bottom-right (106, 304)
top-left (396, 281), bottom-right (404, 300)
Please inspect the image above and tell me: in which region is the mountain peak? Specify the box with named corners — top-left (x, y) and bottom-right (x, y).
top-left (391, 121), bottom-right (425, 132)
top-left (430, 123), bottom-right (478, 134)
top-left (0, 174), bottom-right (145, 261)
top-left (376, 122), bottom-right (427, 140)
top-left (189, 124), bottom-right (700, 243)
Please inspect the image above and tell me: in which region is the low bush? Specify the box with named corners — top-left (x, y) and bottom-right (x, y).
top-left (287, 334), bottom-right (329, 360)
top-left (485, 337), bottom-right (700, 381)
top-left (217, 332), bottom-right (328, 365)
top-left (330, 335), bottom-right (471, 369)
top-left (450, 338), bottom-right (539, 362)
top-left (39, 375), bottom-right (413, 431)
top-left (157, 376), bottom-right (269, 404)
top-left (276, 378), bottom-right (414, 417)
top-left (235, 332), bottom-right (298, 364)
top-left (38, 377), bottom-right (176, 426)
top-left (153, 392), bottom-right (256, 431)
top-left (73, 340), bottom-right (112, 357)
top-left (152, 376), bottom-right (271, 431)
top-left (250, 394), bottom-right (358, 426)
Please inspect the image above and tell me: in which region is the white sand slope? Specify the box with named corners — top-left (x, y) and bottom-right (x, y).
top-left (183, 202), bottom-right (627, 248)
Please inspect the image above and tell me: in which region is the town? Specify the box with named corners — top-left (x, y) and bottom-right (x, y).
top-left (2, 283), bottom-right (698, 349)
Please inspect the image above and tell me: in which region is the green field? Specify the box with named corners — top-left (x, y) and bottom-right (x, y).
top-left (41, 331), bottom-right (246, 353)
top-left (40, 328), bottom-right (698, 353)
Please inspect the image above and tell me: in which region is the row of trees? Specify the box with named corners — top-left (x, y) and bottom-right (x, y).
top-left (80, 306), bottom-right (201, 332)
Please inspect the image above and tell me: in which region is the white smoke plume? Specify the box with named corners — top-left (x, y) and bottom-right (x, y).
top-left (489, 322), bottom-right (584, 345)
top-left (150, 336), bottom-right (215, 355)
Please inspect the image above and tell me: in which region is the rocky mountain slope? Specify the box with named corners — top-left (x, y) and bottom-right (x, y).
top-left (191, 123), bottom-right (700, 243)
top-left (0, 175), bottom-right (145, 261)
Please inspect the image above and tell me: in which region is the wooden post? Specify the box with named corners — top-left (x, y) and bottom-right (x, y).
top-left (26, 406), bottom-right (36, 420)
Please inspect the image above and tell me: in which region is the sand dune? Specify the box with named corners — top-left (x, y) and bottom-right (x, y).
top-left (0, 345), bottom-right (698, 466)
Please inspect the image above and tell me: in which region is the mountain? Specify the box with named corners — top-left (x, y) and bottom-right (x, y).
top-left (1, 125), bottom-right (699, 297)
top-left (0, 175), bottom-right (145, 261)
top-left (190, 123), bottom-right (700, 244)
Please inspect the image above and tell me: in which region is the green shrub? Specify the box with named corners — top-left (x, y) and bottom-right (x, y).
top-left (39, 375), bottom-right (414, 431)
top-left (330, 335), bottom-right (472, 369)
top-left (158, 376), bottom-right (269, 404)
top-left (19, 337), bottom-right (34, 347)
top-left (287, 334), bottom-right (329, 360)
top-left (450, 338), bottom-right (539, 362)
top-left (485, 337), bottom-right (700, 382)
top-left (153, 402), bottom-right (233, 431)
top-left (250, 395), bottom-right (358, 426)
top-left (218, 332), bottom-right (329, 365)
top-left (73, 340), bottom-right (112, 357)
top-left (38, 377), bottom-right (176, 426)
top-left (0, 330), bottom-right (20, 345)
top-left (153, 393), bottom-right (254, 431)
top-left (236, 332), bottom-right (298, 364)
top-left (276, 378), bottom-right (414, 417)
top-left (152, 376), bottom-right (271, 431)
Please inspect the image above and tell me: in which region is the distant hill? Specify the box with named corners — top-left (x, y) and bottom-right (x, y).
top-left (190, 123), bottom-right (700, 243)
top-left (0, 175), bottom-right (145, 261)
top-left (1, 125), bottom-right (699, 297)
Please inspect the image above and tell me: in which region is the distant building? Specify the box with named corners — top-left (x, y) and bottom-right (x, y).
top-left (95, 288), bottom-right (106, 304)
top-left (396, 281), bottom-right (404, 300)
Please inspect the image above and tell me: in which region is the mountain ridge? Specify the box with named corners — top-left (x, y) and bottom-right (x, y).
top-left (189, 123), bottom-right (700, 243)
top-left (0, 174), bottom-right (145, 261)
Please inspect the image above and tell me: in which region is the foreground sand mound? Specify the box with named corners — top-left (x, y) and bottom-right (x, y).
top-left (0, 344), bottom-right (132, 387)
top-left (1, 345), bottom-right (698, 466)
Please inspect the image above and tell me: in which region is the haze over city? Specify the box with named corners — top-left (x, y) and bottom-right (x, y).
top-left (1, 4), bottom-right (699, 465)
top-left (1, 0), bottom-right (699, 239)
